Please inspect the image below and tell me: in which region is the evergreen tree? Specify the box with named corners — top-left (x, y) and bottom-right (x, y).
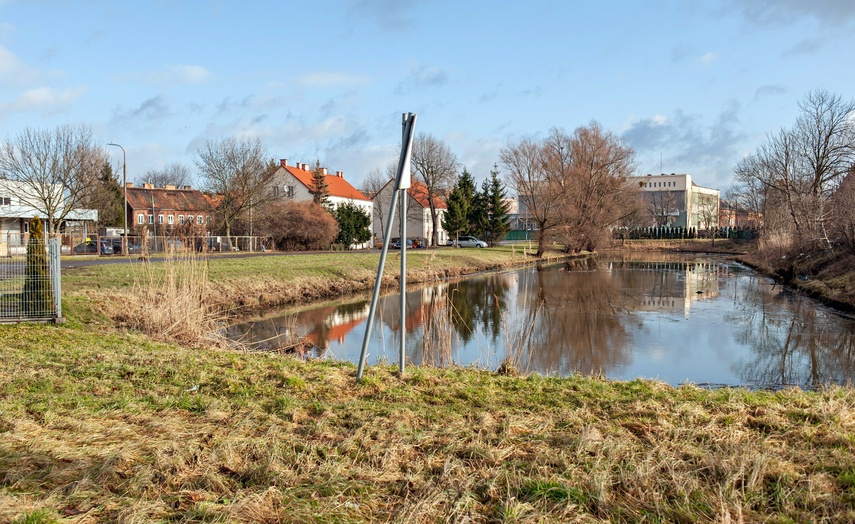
top-left (442, 169), bottom-right (476, 241)
top-left (311, 160), bottom-right (331, 207)
top-left (22, 216), bottom-right (54, 318)
top-left (334, 202), bottom-right (372, 248)
top-left (99, 161), bottom-right (124, 227)
top-left (478, 165), bottom-right (511, 246)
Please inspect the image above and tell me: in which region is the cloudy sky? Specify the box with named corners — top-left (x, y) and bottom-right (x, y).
top-left (2, 0), bottom-right (854, 192)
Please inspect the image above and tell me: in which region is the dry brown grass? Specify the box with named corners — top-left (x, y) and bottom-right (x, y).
top-left (112, 247), bottom-right (217, 346)
top-left (3, 320), bottom-right (855, 522)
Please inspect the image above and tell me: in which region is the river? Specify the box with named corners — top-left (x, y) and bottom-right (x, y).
top-left (226, 253), bottom-right (855, 388)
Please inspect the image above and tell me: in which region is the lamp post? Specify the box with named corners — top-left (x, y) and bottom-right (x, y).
top-left (107, 142), bottom-right (127, 254)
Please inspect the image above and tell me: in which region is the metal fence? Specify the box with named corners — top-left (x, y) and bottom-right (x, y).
top-left (56, 234), bottom-right (272, 256)
top-left (0, 235), bottom-right (62, 323)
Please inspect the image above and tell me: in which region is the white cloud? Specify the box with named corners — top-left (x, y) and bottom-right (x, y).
top-left (126, 64), bottom-right (212, 85)
top-left (0, 44), bottom-right (39, 87)
top-left (5, 85), bottom-right (88, 113)
top-left (699, 52), bottom-right (717, 65)
top-left (298, 71), bottom-right (370, 88)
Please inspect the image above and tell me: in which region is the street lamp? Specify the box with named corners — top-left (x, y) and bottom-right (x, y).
top-left (107, 142), bottom-right (128, 254)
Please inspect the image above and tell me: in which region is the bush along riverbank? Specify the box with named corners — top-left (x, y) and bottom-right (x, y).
top-left (2, 322), bottom-right (855, 523)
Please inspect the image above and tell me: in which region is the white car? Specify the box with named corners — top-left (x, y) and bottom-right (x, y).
top-left (455, 236), bottom-right (487, 248)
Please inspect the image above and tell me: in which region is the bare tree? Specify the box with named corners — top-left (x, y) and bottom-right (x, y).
top-left (829, 171), bottom-right (855, 255)
top-left (695, 193), bottom-right (720, 245)
top-left (141, 162), bottom-right (192, 188)
top-left (501, 136), bottom-right (568, 257)
top-left (411, 133), bottom-right (459, 246)
top-left (361, 162), bottom-right (396, 241)
top-left (195, 136), bottom-right (276, 247)
top-left (558, 122), bottom-right (638, 253)
top-left (735, 90), bottom-right (855, 251)
top-left (0, 124), bottom-right (104, 234)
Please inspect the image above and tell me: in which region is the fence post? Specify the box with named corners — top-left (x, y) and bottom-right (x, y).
top-left (49, 237), bottom-right (62, 321)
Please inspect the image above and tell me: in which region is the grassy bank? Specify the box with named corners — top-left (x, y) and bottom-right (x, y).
top-left (62, 244), bottom-right (564, 323)
top-left (3, 323), bottom-right (855, 523)
top-left (3, 244), bottom-right (855, 522)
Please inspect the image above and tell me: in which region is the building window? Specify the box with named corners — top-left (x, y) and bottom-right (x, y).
top-left (178, 215), bottom-right (185, 225)
top-left (0, 196), bottom-right (10, 205)
top-left (138, 214), bottom-right (144, 224)
top-left (285, 185), bottom-right (295, 198)
top-left (197, 216), bottom-right (203, 225)
top-left (188, 215), bottom-right (194, 223)
top-left (168, 215), bottom-right (174, 225)
top-left (158, 214), bottom-right (164, 224)
top-left (273, 186), bottom-right (280, 198)
top-left (149, 214), bottom-right (154, 224)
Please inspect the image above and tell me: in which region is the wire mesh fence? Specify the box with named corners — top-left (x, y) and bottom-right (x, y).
top-left (57, 234), bottom-right (271, 256)
top-left (0, 235), bottom-right (61, 323)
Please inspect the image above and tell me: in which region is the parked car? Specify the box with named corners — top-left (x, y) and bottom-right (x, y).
top-left (390, 238), bottom-right (414, 249)
top-left (108, 237), bottom-right (141, 254)
top-left (72, 239), bottom-right (114, 255)
top-left (454, 236), bottom-right (487, 248)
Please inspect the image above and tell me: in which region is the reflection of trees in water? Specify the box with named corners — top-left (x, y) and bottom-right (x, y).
top-left (524, 258), bottom-right (635, 375)
top-left (447, 273), bottom-right (512, 344)
top-left (733, 278), bottom-right (855, 387)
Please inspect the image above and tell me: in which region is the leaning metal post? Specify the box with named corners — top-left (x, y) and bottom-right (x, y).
top-left (356, 112), bottom-right (417, 381)
top-left (399, 185), bottom-right (407, 375)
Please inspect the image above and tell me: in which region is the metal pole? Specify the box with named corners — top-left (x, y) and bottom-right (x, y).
top-left (356, 113), bottom-right (417, 381)
top-left (107, 143), bottom-right (127, 254)
top-left (399, 186), bottom-right (407, 375)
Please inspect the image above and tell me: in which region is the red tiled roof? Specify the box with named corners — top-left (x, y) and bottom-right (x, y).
top-left (374, 178), bottom-right (448, 210)
top-left (285, 163), bottom-right (371, 202)
top-left (126, 186), bottom-right (213, 213)
top-left (409, 180), bottom-right (447, 209)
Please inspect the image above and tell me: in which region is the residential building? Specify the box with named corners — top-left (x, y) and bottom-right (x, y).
top-left (371, 178), bottom-right (448, 247)
top-left (270, 159), bottom-right (373, 248)
top-left (631, 173), bottom-right (720, 230)
top-left (125, 183), bottom-right (216, 236)
top-left (0, 178), bottom-right (97, 243)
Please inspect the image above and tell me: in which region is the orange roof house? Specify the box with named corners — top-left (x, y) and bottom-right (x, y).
top-left (272, 159), bottom-right (371, 203)
top-left (270, 159), bottom-right (374, 248)
top-left (371, 177), bottom-right (449, 246)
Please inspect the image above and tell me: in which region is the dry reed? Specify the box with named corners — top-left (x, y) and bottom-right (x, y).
top-left (117, 247), bottom-right (217, 346)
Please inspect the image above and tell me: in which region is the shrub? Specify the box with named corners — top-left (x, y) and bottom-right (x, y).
top-left (259, 201), bottom-right (338, 251)
top-left (22, 216), bottom-right (54, 318)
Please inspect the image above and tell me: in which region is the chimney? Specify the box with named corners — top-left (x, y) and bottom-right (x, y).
top-left (302, 163), bottom-right (309, 170)
top-left (183, 185), bottom-right (191, 190)
top-left (143, 183), bottom-right (154, 189)
top-left (165, 184), bottom-right (176, 190)
top-left (320, 167), bottom-right (327, 175)
top-left (126, 182), bottom-right (134, 188)
top-left (336, 171), bottom-right (344, 178)
top-left (280, 159), bottom-right (287, 167)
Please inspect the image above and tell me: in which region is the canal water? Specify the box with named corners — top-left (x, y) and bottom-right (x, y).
top-left (226, 253), bottom-right (855, 388)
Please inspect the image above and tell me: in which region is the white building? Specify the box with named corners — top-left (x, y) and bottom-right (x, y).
top-left (0, 179), bottom-right (97, 242)
top-left (371, 178), bottom-right (448, 247)
top-left (630, 173), bottom-right (720, 230)
top-left (269, 160), bottom-right (373, 248)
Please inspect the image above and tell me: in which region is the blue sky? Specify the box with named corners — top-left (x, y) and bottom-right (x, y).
top-left (2, 0), bottom-right (854, 193)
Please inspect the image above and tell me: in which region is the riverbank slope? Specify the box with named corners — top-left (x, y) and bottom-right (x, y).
top-left (2, 321), bottom-right (854, 523)
top-left (3, 244), bottom-right (855, 522)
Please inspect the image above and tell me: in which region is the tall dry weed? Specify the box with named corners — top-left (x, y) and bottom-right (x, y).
top-left (421, 299), bottom-right (454, 367)
top-left (120, 247), bottom-right (217, 346)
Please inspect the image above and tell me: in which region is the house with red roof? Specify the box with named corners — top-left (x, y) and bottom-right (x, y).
top-left (372, 178), bottom-right (448, 247)
top-left (271, 159), bottom-right (374, 248)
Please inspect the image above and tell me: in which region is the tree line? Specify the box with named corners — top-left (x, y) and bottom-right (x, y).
top-left (16, 94), bottom-right (851, 259)
top-left (729, 89), bottom-right (855, 267)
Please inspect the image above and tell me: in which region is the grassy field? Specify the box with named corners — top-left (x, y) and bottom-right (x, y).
top-left (3, 244), bottom-right (855, 522)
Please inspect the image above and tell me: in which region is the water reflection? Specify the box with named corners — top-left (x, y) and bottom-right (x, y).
top-left (227, 254), bottom-right (855, 388)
